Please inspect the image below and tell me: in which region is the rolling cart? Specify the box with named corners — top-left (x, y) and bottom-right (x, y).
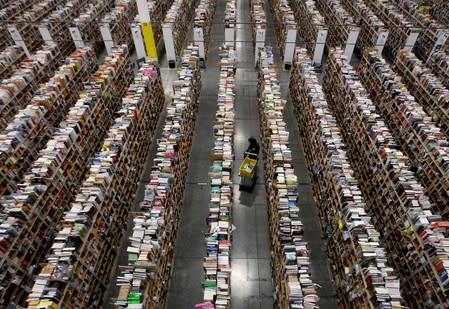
top-left (239, 152), bottom-right (258, 189)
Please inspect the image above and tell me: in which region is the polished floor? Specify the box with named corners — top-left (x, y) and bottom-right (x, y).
top-left (104, 0), bottom-right (338, 308)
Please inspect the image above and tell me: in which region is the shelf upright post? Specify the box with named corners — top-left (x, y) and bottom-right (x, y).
top-left (426, 29), bottom-right (448, 64)
top-left (100, 23), bottom-right (114, 56)
top-left (344, 28), bottom-right (359, 62)
top-left (194, 27), bottom-right (205, 66)
top-left (163, 23), bottom-right (176, 68)
top-left (69, 26), bottom-right (85, 48)
top-left (137, 0), bottom-right (158, 60)
top-left (403, 30), bottom-right (419, 52)
top-left (255, 28), bottom-right (265, 65)
top-left (374, 30), bottom-right (389, 54)
top-left (283, 28), bottom-right (297, 70)
top-left (38, 26), bottom-right (55, 45)
top-left (312, 29), bottom-right (327, 68)
top-left (8, 26), bottom-right (30, 57)
top-left (131, 23), bottom-right (147, 60)
top-left (225, 27), bottom-right (235, 45)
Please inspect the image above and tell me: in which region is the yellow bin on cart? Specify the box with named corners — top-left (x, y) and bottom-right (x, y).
top-left (239, 154), bottom-right (257, 188)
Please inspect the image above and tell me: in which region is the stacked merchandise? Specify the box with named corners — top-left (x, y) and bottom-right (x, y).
top-left (38, 0), bottom-right (87, 57)
top-left (401, 0), bottom-right (449, 60)
top-left (112, 44), bottom-right (201, 309)
top-left (250, 0), bottom-right (266, 50)
top-left (8, 0), bottom-right (65, 54)
top-left (289, 0), bottom-right (325, 55)
top-left (101, 0), bottom-right (138, 49)
top-left (27, 57), bottom-right (165, 309)
top-left (224, 0), bottom-right (236, 34)
top-left (428, 51), bottom-right (449, 88)
top-left (394, 50), bottom-right (449, 139)
top-left (340, 0), bottom-right (388, 53)
top-left (200, 45), bottom-right (236, 309)
top-left (323, 47), bottom-right (449, 308)
top-left (431, 0), bottom-right (449, 26)
top-left (257, 47), bottom-right (320, 309)
top-left (315, 0), bottom-right (358, 48)
top-left (0, 46), bottom-right (131, 307)
top-left (71, 0), bottom-right (115, 52)
top-left (290, 47), bottom-right (404, 308)
top-left (364, 0), bottom-right (419, 61)
top-left (0, 47), bottom-right (97, 197)
top-left (163, 0), bottom-right (198, 59)
top-left (0, 44), bottom-right (62, 130)
top-left (359, 49), bottom-right (449, 211)
top-left (193, 0), bottom-right (217, 61)
top-left (267, 0), bottom-right (296, 59)
top-left (0, 46), bottom-right (25, 80)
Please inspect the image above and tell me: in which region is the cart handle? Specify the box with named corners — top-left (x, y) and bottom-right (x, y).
top-left (244, 151), bottom-right (258, 157)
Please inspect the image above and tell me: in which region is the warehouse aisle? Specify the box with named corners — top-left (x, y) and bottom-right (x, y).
top-left (165, 1), bottom-right (226, 308)
top-left (264, 5), bottom-right (338, 309)
top-left (229, 0), bottom-right (274, 308)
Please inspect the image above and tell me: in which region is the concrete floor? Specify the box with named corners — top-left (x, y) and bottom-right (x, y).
top-left (104, 0), bottom-right (339, 308)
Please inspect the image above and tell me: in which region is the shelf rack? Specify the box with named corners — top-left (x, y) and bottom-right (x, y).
top-left (400, 0), bottom-right (449, 60)
top-left (340, 0), bottom-right (389, 53)
top-left (267, 0), bottom-right (296, 59)
top-left (315, 0), bottom-right (358, 49)
top-left (199, 45), bottom-right (236, 309)
top-left (430, 0), bottom-right (449, 26)
top-left (257, 46), bottom-right (320, 309)
top-left (427, 51), bottom-right (449, 88)
top-left (0, 44), bottom-right (63, 131)
top-left (363, 0), bottom-right (419, 62)
top-left (101, 0), bottom-right (138, 52)
top-left (8, 0), bottom-right (66, 55)
top-left (193, 0), bottom-right (217, 63)
top-left (37, 0), bottom-right (87, 57)
top-left (0, 47), bottom-right (97, 197)
top-left (112, 44), bottom-right (201, 309)
top-left (394, 49), bottom-right (449, 140)
top-left (290, 47), bottom-right (404, 309)
top-left (0, 0), bottom-right (34, 50)
top-left (323, 47), bottom-right (449, 308)
top-left (27, 57), bottom-right (165, 309)
top-left (250, 0), bottom-right (266, 48)
top-left (0, 45), bottom-right (25, 80)
top-left (0, 45), bottom-right (132, 307)
top-left (360, 48), bottom-right (449, 219)
top-left (163, 0), bottom-right (198, 60)
top-left (71, 0), bottom-right (115, 53)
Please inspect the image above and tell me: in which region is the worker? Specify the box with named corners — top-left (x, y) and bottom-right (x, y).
top-left (245, 137), bottom-right (260, 159)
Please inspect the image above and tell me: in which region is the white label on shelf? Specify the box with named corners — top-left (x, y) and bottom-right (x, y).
top-left (255, 28), bottom-right (265, 65)
top-left (69, 27), bottom-right (84, 48)
top-left (194, 27), bottom-right (205, 59)
top-left (284, 29), bottom-right (297, 67)
top-left (7, 26), bottom-right (30, 57)
top-left (131, 24), bottom-right (146, 59)
top-left (375, 31), bottom-right (389, 54)
top-left (344, 29), bottom-right (359, 61)
top-left (225, 28), bottom-right (235, 45)
top-left (38, 26), bottom-right (54, 45)
top-left (137, 0), bottom-right (151, 22)
top-left (403, 32), bottom-right (419, 51)
top-left (163, 24), bottom-right (176, 64)
top-left (100, 24), bottom-right (114, 56)
top-left (312, 30), bottom-right (327, 65)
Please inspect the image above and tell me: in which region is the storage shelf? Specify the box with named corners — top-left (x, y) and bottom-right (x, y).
top-left (394, 50), bottom-right (449, 140)
top-left (111, 44), bottom-right (201, 309)
top-left (322, 47), bottom-right (449, 308)
top-left (257, 46), bottom-right (320, 309)
top-left (359, 48), bottom-right (449, 213)
top-left (101, 0), bottom-right (138, 50)
top-left (0, 45), bottom-right (26, 80)
top-left (268, 0), bottom-right (296, 58)
top-left (193, 0), bottom-right (217, 62)
top-left (0, 45), bottom-right (132, 307)
top-left (290, 47), bottom-right (404, 309)
top-left (0, 47), bottom-right (97, 197)
top-left (0, 44), bottom-right (63, 131)
top-left (27, 56), bottom-right (166, 309)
